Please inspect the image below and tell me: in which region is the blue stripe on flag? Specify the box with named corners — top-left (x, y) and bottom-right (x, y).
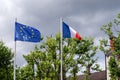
top-left (62, 22), bottom-right (71, 38)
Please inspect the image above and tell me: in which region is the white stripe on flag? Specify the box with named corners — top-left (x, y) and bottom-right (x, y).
top-left (69, 26), bottom-right (77, 37)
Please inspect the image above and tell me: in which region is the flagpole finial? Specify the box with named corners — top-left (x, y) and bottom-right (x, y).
top-left (15, 18), bottom-right (17, 22)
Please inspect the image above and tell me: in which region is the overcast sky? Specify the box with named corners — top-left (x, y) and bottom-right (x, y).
top-left (0, 0), bottom-right (120, 71)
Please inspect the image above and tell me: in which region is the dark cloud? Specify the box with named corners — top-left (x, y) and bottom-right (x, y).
top-left (16, 0), bottom-right (120, 18)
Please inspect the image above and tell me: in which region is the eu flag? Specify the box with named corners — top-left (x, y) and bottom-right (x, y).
top-left (15, 22), bottom-right (41, 42)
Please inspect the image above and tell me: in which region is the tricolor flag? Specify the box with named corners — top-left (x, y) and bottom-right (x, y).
top-left (62, 22), bottom-right (82, 40)
top-left (15, 22), bottom-right (41, 42)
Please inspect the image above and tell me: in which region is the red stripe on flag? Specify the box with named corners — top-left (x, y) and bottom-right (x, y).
top-left (75, 33), bottom-right (82, 40)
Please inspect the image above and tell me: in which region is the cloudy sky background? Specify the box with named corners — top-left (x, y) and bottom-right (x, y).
top-left (0, 0), bottom-right (120, 72)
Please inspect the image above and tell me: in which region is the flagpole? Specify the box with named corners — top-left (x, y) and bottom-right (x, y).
top-left (14, 41), bottom-right (16, 80)
top-left (60, 17), bottom-right (63, 80)
top-left (14, 18), bottom-right (17, 80)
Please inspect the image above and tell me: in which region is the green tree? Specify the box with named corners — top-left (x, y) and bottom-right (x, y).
top-left (0, 41), bottom-right (13, 80)
top-left (23, 34), bottom-right (81, 80)
top-left (23, 36), bottom-right (60, 80)
top-left (21, 65), bottom-right (33, 80)
top-left (66, 38), bottom-right (101, 80)
top-left (23, 49), bottom-right (45, 80)
top-left (22, 34), bottom-right (100, 80)
top-left (100, 13), bottom-right (120, 79)
top-left (76, 38), bottom-right (100, 80)
top-left (62, 38), bottom-right (77, 80)
top-left (16, 65), bottom-right (34, 80)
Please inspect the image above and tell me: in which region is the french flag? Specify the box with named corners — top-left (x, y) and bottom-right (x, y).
top-left (63, 22), bottom-right (82, 40)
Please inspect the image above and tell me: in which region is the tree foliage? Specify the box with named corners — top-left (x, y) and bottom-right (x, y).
top-left (100, 13), bottom-right (120, 79)
top-left (17, 34), bottom-right (100, 80)
top-left (0, 41), bottom-right (13, 80)
top-left (73, 38), bottom-right (101, 80)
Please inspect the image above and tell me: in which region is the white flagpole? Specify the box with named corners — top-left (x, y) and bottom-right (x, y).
top-left (14, 41), bottom-right (16, 80)
top-left (14, 18), bottom-right (17, 80)
top-left (60, 17), bottom-right (63, 80)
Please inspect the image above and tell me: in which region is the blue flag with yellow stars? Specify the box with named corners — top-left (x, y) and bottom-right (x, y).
top-left (15, 22), bottom-right (41, 42)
